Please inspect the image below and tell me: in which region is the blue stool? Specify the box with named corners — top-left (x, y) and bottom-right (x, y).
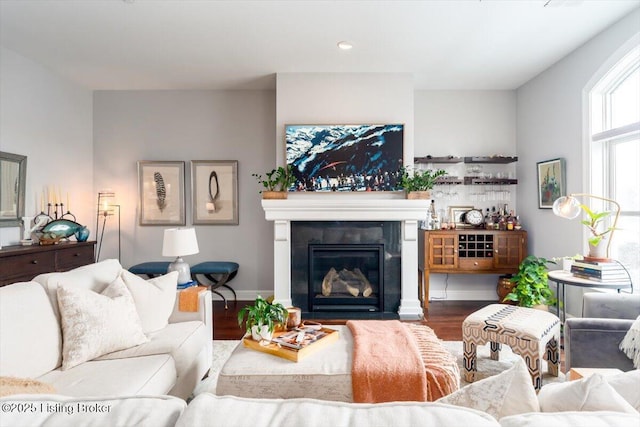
top-left (129, 261), bottom-right (239, 309)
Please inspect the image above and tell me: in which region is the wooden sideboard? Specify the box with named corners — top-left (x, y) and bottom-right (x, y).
top-left (418, 229), bottom-right (527, 309)
top-left (0, 241), bottom-right (96, 287)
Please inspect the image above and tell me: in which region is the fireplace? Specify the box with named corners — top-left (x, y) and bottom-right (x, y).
top-left (261, 198), bottom-right (428, 320)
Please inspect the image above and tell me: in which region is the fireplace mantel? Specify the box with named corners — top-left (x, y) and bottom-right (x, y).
top-left (262, 197), bottom-right (429, 320)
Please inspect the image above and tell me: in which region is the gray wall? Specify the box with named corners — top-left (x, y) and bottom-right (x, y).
top-left (93, 90), bottom-right (276, 300)
top-left (0, 47), bottom-right (93, 247)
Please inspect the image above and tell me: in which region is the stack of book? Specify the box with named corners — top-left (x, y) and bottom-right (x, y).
top-left (570, 260), bottom-right (629, 282)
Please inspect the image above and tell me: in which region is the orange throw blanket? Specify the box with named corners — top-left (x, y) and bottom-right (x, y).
top-left (347, 320), bottom-right (428, 403)
top-left (178, 286), bottom-right (207, 312)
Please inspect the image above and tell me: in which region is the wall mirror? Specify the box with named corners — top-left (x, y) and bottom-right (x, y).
top-left (0, 151), bottom-right (27, 227)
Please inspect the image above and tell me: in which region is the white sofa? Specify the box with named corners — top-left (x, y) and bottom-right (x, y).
top-left (0, 259), bottom-right (212, 400)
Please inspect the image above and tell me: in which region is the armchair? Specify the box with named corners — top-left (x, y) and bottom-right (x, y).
top-left (565, 292), bottom-right (640, 372)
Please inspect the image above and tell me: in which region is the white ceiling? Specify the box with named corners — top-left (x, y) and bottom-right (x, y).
top-left (1, 0), bottom-right (638, 91)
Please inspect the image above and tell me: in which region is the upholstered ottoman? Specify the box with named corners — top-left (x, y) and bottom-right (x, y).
top-left (217, 324), bottom-right (459, 402)
top-left (462, 304), bottom-right (560, 391)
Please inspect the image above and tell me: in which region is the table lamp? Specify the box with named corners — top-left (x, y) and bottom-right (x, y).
top-left (162, 228), bottom-right (199, 284)
top-left (552, 193), bottom-right (620, 260)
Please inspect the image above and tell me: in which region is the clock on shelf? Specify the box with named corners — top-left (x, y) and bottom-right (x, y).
top-left (465, 209), bottom-right (484, 226)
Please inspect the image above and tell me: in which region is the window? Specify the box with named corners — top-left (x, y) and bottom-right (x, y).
top-left (590, 45), bottom-right (640, 289)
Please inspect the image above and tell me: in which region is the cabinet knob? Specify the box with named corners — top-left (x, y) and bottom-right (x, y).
top-left (31, 260), bottom-right (38, 264)
top-left (474, 262), bottom-right (478, 266)
top-left (494, 250), bottom-right (498, 254)
top-left (74, 253), bottom-right (80, 257)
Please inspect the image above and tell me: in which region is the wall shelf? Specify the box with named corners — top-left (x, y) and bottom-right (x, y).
top-left (463, 177), bottom-right (518, 185)
top-left (414, 155), bottom-right (518, 164)
top-left (414, 156), bottom-right (463, 164)
top-left (463, 156), bottom-right (518, 164)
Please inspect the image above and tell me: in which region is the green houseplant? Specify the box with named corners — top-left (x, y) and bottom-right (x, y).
top-left (237, 296), bottom-right (288, 341)
top-left (252, 165), bottom-right (296, 199)
top-left (398, 167), bottom-right (447, 198)
top-left (503, 255), bottom-right (557, 309)
top-left (579, 204), bottom-right (616, 259)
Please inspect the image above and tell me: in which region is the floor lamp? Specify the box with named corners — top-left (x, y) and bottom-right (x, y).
top-left (96, 191), bottom-right (121, 262)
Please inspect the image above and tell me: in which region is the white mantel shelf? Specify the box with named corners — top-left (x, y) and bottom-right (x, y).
top-left (261, 197), bottom-right (430, 320)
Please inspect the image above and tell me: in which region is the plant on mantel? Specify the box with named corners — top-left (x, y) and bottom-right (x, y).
top-left (398, 167), bottom-right (447, 198)
top-left (252, 165), bottom-right (296, 199)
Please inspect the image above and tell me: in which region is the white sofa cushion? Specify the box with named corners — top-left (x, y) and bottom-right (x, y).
top-left (97, 321), bottom-right (207, 380)
top-left (120, 270), bottom-right (178, 333)
top-left (37, 354), bottom-right (177, 397)
top-left (537, 374), bottom-right (637, 414)
top-left (0, 394), bottom-right (185, 427)
top-left (178, 394), bottom-right (501, 427)
top-left (0, 282), bottom-right (62, 378)
top-left (437, 357), bottom-right (539, 419)
top-left (499, 411), bottom-right (640, 427)
top-left (57, 277), bottom-right (148, 370)
top-left (34, 258), bottom-right (123, 321)
top-left (606, 369), bottom-right (640, 412)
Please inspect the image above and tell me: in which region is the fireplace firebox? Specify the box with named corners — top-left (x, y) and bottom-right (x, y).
top-left (309, 244), bottom-right (384, 312)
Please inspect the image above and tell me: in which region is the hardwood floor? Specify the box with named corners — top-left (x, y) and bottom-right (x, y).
top-left (213, 300), bottom-right (488, 341)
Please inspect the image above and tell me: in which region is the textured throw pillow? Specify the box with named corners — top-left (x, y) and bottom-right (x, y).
top-left (57, 277), bottom-right (149, 370)
top-left (606, 370), bottom-right (640, 412)
top-left (437, 358), bottom-right (539, 419)
top-left (538, 374), bottom-right (637, 414)
top-left (120, 270), bottom-right (178, 333)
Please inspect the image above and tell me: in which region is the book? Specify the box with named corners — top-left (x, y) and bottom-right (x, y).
top-left (270, 326), bottom-right (329, 350)
top-left (243, 327), bottom-right (339, 362)
top-left (570, 265), bottom-right (627, 278)
top-left (571, 273), bottom-right (630, 283)
top-left (572, 260), bottom-right (623, 270)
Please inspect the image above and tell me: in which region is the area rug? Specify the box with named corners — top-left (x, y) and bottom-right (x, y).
top-left (193, 339), bottom-right (564, 397)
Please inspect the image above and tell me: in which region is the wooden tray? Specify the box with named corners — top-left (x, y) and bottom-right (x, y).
top-left (242, 327), bottom-right (339, 362)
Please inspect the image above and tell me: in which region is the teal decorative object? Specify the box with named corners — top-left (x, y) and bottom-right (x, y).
top-left (74, 226), bottom-right (90, 242)
top-left (42, 219), bottom-right (82, 238)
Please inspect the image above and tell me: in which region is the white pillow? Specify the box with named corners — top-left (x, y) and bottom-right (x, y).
top-left (120, 270), bottom-right (178, 333)
top-left (538, 374), bottom-right (637, 414)
top-left (57, 277), bottom-right (149, 370)
top-left (606, 370), bottom-right (640, 412)
top-left (437, 358), bottom-right (539, 419)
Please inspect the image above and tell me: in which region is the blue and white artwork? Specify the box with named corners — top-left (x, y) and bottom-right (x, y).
top-left (285, 124), bottom-right (404, 192)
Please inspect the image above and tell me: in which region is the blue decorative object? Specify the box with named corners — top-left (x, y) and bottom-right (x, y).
top-left (75, 226), bottom-right (90, 242)
top-left (42, 219), bottom-right (83, 238)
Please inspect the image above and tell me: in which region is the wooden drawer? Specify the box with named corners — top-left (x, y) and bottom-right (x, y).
top-left (57, 245), bottom-right (95, 270)
top-left (458, 258), bottom-right (494, 271)
top-left (0, 252), bottom-right (55, 282)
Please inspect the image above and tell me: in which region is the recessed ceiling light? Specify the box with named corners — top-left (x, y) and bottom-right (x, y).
top-left (337, 41), bottom-right (353, 50)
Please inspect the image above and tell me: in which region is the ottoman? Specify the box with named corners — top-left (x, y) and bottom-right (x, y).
top-left (462, 304), bottom-right (560, 391)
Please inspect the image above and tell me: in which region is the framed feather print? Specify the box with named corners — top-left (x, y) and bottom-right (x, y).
top-left (138, 161), bottom-right (185, 226)
top-left (191, 160), bottom-right (238, 225)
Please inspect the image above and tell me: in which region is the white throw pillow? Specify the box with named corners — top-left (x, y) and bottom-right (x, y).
top-left (437, 358), bottom-right (539, 419)
top-left (606, 370), bottom-right (640, 412)
top-left (120, 270), bottom-right (178, 333)
top-left (57, 277), bottom-right (149, 370)
top-left (537, 374), bottom-right (637, 414)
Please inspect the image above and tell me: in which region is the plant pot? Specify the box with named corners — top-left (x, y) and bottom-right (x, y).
top-left (251, 325), bottom-right (273, 341)
top-left (406, 191), bottom-right (431, 200)
top-left (262, 191), bottom-right (288, 200)
top-left (587, 240), bottom-right (609, 261)
top-left (496, 275), bottom-right (516, 304)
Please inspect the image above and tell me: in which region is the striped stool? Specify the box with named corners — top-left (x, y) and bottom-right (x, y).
top-left (462, 304), bottom-right (560, 391)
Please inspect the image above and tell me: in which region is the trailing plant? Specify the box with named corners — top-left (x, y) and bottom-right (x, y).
top-left (252, 165), bottom-right (296, 192)
top-left (503, 255), bottom-right (557, 308)
top-left (398, 167), bottom-right (447, 192)
top-left (237, 295), bottom-right (287, 334)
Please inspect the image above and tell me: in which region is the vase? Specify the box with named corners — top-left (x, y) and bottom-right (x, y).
top-left (251, 325), bottom-right (273, 341)
top-left (74, 226), bottom-right (90, 242)
top-left (587, 239), bottom-right (608, 261)
top-left (262, 191), bottom-right (287, 200)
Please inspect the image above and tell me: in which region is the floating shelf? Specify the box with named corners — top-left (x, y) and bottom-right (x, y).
top-left (463, 177), bottom-right (518, 185)
top-left (463, 156), bottom-right (518, 164)
top-left (414, 156), bottom-right (463, 164)
top-left (435, 177), bottom-right (463, 185)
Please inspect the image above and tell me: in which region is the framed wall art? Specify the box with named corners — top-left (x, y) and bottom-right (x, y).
top-left (537, 158), bottom-right (565, 209)
top-left (449, 206), bottom-right (475, 228)
top-left (285, 124), bottom-right (404, 192)
top-left (137, 161), bottom-right (185, 225)
top-left (191, 160), bottom-right (238, 225)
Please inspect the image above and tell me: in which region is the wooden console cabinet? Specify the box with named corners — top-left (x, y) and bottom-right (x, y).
top-left (418, 230), bottom-right (527, 309)
top-left (0, 241), bottom-right (96, 287)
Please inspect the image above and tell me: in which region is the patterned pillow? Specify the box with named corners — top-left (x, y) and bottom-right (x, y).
top-left (437, 358), bottom-right (539, 419)
top-left (57, 277), bottom-right (148, 370)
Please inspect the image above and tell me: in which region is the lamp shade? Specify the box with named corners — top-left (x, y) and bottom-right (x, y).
top-left (552, 196), bottom-right (581, 219)
top-left (162, 228), bottom-right (199, 257)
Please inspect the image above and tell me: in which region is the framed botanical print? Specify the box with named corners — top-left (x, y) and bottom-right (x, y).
top-left (137, 161), bottom-right (185, 225)
top-left (537, 158), bottom-right (566, 209)
top-left (191, 160), bottom-right (238, 225)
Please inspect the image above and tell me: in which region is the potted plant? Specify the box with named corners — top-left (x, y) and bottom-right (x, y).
top-left (252, 165), bottom-right (296, 199)
top-left (503, 255), bottom-right (557, 309)
top-left (579, 205), bottom-right (616, 259)
top-left (237, 295), bottom-right (288, 341)
top-left (398, 167), bottom-right (447, 199)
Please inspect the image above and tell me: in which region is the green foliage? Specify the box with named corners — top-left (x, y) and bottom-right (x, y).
top-left (579, 204), bottom-right (615, 247)
top-left (252, 165), bottom-right (296, 192)
top-left (398, 167), bottom-right (447, 192)
top-left (237, 295), bottom-right (287, 334)
top-left (503, 255), bottom-right (557, 308)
